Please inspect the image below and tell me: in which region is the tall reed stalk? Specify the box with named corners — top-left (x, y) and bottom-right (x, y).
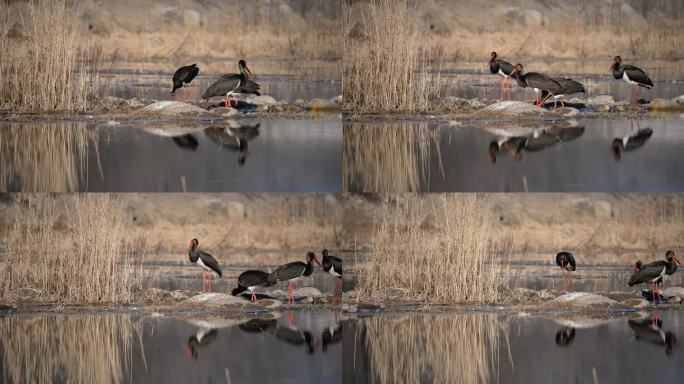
top-left (0, 194), bottom-right (144, 303)
top-left (343, 0), bottom-right (437, 112)
top-left (0, 0), bottom-right (101, 111)
top-left (359, 194), bottom-right (512, 303)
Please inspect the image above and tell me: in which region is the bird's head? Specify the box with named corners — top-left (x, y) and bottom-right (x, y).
top-left (666, 250), bottom-right (681, 266)
top-left (238, 59), bottom-right (253, 77)
top-left (633, 260), bottom-right (643, 272)
top-left (307, 251), bottom-right (322, 267)
top-left (509, 63), bottom-right (524, 77)
top-left (610, 56), bottom-right (622, 72)
top-left (322, 249), bottom-right (329, 258)
top-left (489, 51), bottom-right (497, 63)
top-left (187, 238), bottom-right (199, 251)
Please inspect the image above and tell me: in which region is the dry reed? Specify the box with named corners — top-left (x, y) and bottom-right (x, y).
top-left (359, 194), bottom-right (512, 304)
top-left (0, 122), bottom-right (99, 192)
top-left (359, 313), bottom-right (506, 384)
top-left (343, 0), bottom-right (438, 112)
top-left (0, 314), bottom-right (135, 384)
top-left (343, 123), bottom-right (440, 192)
top-left (0, 194), bottom-right (144, 303)
top-left (0, 0), bottom-right (101, 111)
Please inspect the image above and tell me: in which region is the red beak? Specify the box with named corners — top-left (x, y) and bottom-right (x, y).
top-left (673, 255), bottom-right (682, 266)
top-left (609, 61), bottom-right (617, 72)
top-left (245, 65), bottom-right (253, 77)
top-left (509, 68), bottom-right (518, 77)
top-left (314, 256), bottom-right (322, 267)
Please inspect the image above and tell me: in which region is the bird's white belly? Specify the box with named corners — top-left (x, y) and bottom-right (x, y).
top-left (622, 71), bottom-right (639, 85)
top-left (498, 69), bottom-right (508, 78)
top-left (328, 268), bottom-right (341, 278)
top-left (196, 258), bottom-right (213, 272)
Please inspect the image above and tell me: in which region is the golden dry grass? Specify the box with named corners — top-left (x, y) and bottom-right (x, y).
top-left (0, 194), bottom-right (145, 303)
top-left (0, 315), bottom-right (136, 384)
top-left (0, 122), bottom-right (99, 192)
top-left (343, 123), bottom-right (440, 192)
top-left (359, 313), bottom-right (506, 384)
top-left (0, 0), bottom-right (101, 112)
top-left (359, 194), bottom-right (512, 304)
top-left (343, 0), bottom-right (439, 112)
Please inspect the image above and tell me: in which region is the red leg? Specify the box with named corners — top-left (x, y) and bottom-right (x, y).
top-left (560, 99), bottom-right (565, 108)
top-left (208, 274), bottom-right (211, 292)
top-left (499, 78), bottom-right (504, 102)
top-left (506, 78), bottom-right (511, 101)
top-left (251, 291), bottom-right (256, 302)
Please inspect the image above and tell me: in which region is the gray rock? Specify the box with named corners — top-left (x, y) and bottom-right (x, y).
top-left (660, 286), bottom-right (684, 299)
top-left (307, 98), bottom-right (342, 111)
top-left (294, 99), bottom-right (306, 107)
top-left (673, 95), bottom-right (684, 104)
top-left (483, 101), bottom-right (548, 115)
top-left (250, 95), bottom-right (278, 106)
top-left (142, 101), bottom-right (207, 116)
top-left (621, 298), bottom-right (650, 308)
top-left (649, 98), bottom-right (684, 111)
top-left (595, 104), bottom-right (610, 113)
top-left (294, 287), bottom-right (322, 298)
top-left (547, 292), bottom-right (622, 308)
top-left (555, 107), bottom-right (579, 117)
top-left (585, 95), bottom-right (615, 105)
top-left (185, 292), bottom-right (252, 306)
top-left (300, 297), bottom-right (314, 304)
top-left (255, 105), bottom-right (269, 112)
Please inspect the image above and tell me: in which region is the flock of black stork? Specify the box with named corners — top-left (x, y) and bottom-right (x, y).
top-left (489, 52), bottom-right (654, 108)
top-left (187, 238), bottom-right (343, 303)
top-left (171, 60), bottom-right (261, 108)
top-left (557, 250), bottom-right (682, 304)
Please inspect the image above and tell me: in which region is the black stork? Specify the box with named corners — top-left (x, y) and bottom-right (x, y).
top-left (488, 51), bottom-right (515, 102)
top-left (555, 327), bottom-right (576, 347)
top-left (629, 251), bottom-right (681, 304)
top-left (270, 326), bottom-right (316, 354)
top-left (271, 251), bottom-right (321, 305)
top-left (202, 59), bottom-right (260, 108)
top-left (172, 134), bottom-right (199, 151)
top-left (541, 78), bottom-right (586, 109)
top-left (611, 120), bottom-right (653, 161)
top-left (184, 328), bottom-right (218, 361)
top-left (610, 56), bottom-right (653, 105)
top-left (187, 238), bottom-right (222, 292)
top-left (321, 249), bottom-right (343, 296)
top-left (232, 270), bottom-right (276, 302)
top-left (510, 64), bottom-right (564, 108)
top-left (203, 123), bottom-right (260, 166)
top-left (556, 251), bottom-right (576, 290)
top-left (172, 64), bottom-right (200, 101)
top-left (628, 315), bottom-right (677, 356)
top-left (321, 323), bottom-right (342, 352)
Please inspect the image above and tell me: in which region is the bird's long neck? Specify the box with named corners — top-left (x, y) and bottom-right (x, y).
top-left (239, 66), bottom-right (249, 80)
top-left (303, 260), bottom-right (314, 276)
top-left (188, 246), bottom-right (199, 262)
top-left (667, 259), bottom-right (678, 274)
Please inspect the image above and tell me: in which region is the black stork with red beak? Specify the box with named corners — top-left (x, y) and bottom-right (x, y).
top-left (628, 315), bottom-right (677, 356)
top-left (271, 252), bottom-right (321, 304)
top-left (556, 251), bottom-right (576, 290)
top-left (187, 239), bottom-right (222, 292)
top-left (489, 52), bottom-right (515, 102)
top-left (510, 64), bottom-right (564, 108)
top-left (629, 251), bottom-right (681, 304)
top-left (321, 249), bottom-right (343, 296)
top-left (231, 270), bottom-right (276, 302)
top-left (202, 59), bottom-right (260, 108)
top-left (172, 64), bottom-right (200, 101)
top-left (610, 56), bottom-right (653, 105)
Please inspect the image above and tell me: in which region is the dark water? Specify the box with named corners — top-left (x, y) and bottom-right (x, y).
top-left (345, 311), bottom-right (684, 384)
top-left (439, 58), bottom-right (684, 102)
top-left (344, 118), bottom-right (684, 192)
top-left (1, 118), bottom-right (341, 192)
top-left (0, 311), bottom-right (342, 384)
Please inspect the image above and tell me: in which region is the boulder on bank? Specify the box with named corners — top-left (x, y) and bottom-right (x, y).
top-left (584, 95), bottom-right (615, 105)
top-left (546, 292), bottom-right (623, 309)
top-left (268, 287), bottom-right (324, 300)
top-left (649, 98), bottom-right (684, 112)
top-left (307, 98), bottom-right (342, 111)
top-left (660, 286), bottom-right (684, 299)
top-left (141, 101), bottom-right (208, 116)
top-left (184, 292), bottom-right (281, 308)
top-left (482, 100), bottom-right (549, 115)
top-left (249, 95), bottom-right (278, 106)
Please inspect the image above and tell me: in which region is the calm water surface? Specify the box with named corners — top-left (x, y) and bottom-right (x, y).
top-left (1, 118), bottom-right (341, 192)
top-left (0, 311), bottom-right (341, 384)
top-left (344, 118), bottom-right (684, 192)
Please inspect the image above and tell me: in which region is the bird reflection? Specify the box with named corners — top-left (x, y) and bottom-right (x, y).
top-left (488, 121), bottom-right (585, 164)
top-left (628, 315), bottom-right (677, 356)
top-left (270, 326), bottom-right (316, 354)
top-left (238, 318), bottom-right (277, 333)
top-left (321, 323), bottom-right (342, 352)
top-left (555, 327), bottom-right (576, 347)
top-left (611, 120), bottom-right (653, 161)
top-left (172, 134), bottom-right (199, 151)
top-left (204, 123), bottom-right (260, 166)
top-left (184, 328), bottom-right (219, 361)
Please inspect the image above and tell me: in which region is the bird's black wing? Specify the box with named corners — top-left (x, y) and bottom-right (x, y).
top-left (238, 79), bottom-right (260, 95)
top-left (496, 60), bottom-right (514, 76)
top-left (199, 250), bottom-right (222, 276)
top-left (526, 73), bottom-right (564, 94)
top-left (202, 74), bottom-right (241, 99)
top-left (331, 256), bottom-right (342, 275)
top-left (628, 265), bottom-right (665, 286)
top-left (622, 65), bottom-right (653, 88)
top-left (554, 78), bottom-right (585, 94)
top-left (271, 261), bottom-right (306, 281)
